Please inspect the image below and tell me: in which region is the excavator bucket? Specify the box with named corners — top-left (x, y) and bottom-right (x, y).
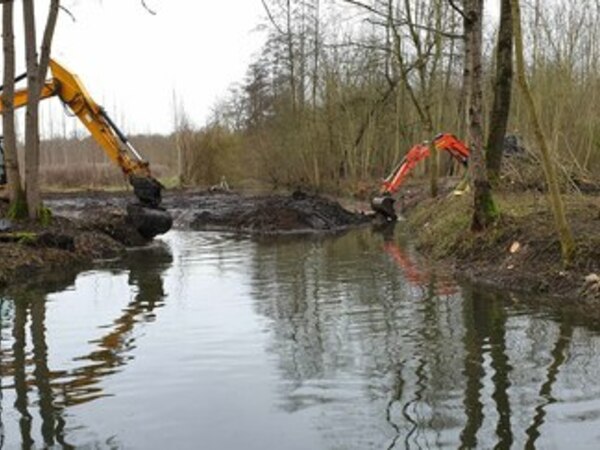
top-left (127, 175), bottom-right (173, 239)
top-left (371, 195), bottom-right (397, 221)
top-left (126, 203), bottom-right (173, 240)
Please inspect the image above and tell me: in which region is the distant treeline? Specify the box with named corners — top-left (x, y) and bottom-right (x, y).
top-left (37, 1), bottom-right (600, 195)
top-left (36, 134), bottom-right (177, 188)
top-left (176, 0), bottom-right (600, 195)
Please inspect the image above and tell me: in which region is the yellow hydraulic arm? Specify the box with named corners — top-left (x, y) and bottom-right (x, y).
top-left (1, 59), bottom-right (162, 208)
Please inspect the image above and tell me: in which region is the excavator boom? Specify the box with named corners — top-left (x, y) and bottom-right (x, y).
top-left (371, 133), bottom-right (470, 220)
top-left (0, 59), bottom-right (172, 238)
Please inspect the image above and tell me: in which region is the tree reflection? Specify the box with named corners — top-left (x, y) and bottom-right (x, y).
top-left (458, 286), bottom-right (515, 450)
top-left (246, 228), bottom-right (596, 449)
top-left (524, 318), bottom-right (573, 449)
top-left (0, 243), bottom-right (172, 447)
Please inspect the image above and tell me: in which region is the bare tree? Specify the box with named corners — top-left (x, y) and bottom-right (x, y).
top-left (486, 0), bottom-right (513, 184)
top-left (465, 0), bottom-right (498, 230)
top-left (510, 0), bottom-right (575, 264)
top-left (22, 0), bottom-right (60, 219)
top-left (1, 0), bottom-right (26, 216)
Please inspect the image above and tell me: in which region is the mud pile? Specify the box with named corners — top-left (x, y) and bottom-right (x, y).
top-left (189, 191), bottom-right (370, 234)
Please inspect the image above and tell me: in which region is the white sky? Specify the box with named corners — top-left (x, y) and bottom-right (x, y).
top-left (3, 0), bottom-right (268, 136)
top-left (1, 0), bottom-right (503, 137)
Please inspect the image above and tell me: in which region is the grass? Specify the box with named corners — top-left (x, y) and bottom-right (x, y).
top-left (406, 189), bottom-right (600, 297)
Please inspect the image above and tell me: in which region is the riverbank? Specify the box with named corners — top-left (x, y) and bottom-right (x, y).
top-left (0, 201), bottom-right (137, 288)
top-left (0, 190), bottom-right (370, 288)
top-left (403, 186), bottom-right (600, 312)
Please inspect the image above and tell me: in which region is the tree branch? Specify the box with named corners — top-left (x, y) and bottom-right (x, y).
top-left (141, 0), bottom-right (157, 15)
top-left (341, 0), bottom-right (387, 18)
top-left (261, 0), bottom-right (285, 35)
top-left (447, 0), bottom-right (468, 21)
top-left (367, 18), bottom-right (464, 40)
top-left (38, 0), bottom-right (60, 83)
top-left (59, 5), bottom-right (76, 22)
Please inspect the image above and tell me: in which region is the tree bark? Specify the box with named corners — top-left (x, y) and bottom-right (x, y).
top-left (457, 0), bottom-right (473, 139)
top-left (22, 0), bottom-right (60, 219)
top-left (466, 0), bottom-right (498, 231)
top-left (1, 0), bottom-right (26, 214)
top-left (510, 0), bottom-right (575, 264)
top-left (486, 0), bottom-right (513, 183)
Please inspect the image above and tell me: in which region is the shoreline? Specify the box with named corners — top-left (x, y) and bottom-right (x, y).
top-left (399, 184), bottom-right (600, 319)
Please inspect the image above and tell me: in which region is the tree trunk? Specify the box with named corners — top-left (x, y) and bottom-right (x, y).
top-left (467, 0), bottom-right (498, 231)
top-left (1, 0), bottom-right (26, 215)
top-left (23, 0), bottom-right (42, 218)
top-left (486, 0), bottom-right (513, 183)
top-left (22, 0), bottom-right (60, 219)
top-left (510, 0), bottom-right (575, 264)
top-left (458, 0), bottom-right (473, 139)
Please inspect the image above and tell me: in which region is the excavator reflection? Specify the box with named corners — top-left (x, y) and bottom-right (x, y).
top-left (378, 223), bottom-right (458, 296)
top-left (0, 59), bottom-right (172, 239)
top-left (0, 243), bottom-right (172, 447)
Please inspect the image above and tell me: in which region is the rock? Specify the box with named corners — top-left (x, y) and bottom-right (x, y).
top-left (503, 134), bottom-right (526, 156)
top-left (581, 273), bottom-right (600, 298)
top-left (584, 273), bottom-right (600, 285)
top-left (509, 241), bottom-right (521, 254)
top-left (0, 218), bottom-right (12, 232)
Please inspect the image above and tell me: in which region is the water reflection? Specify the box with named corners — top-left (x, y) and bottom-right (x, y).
top-left (248, 226), bottom-right (600, 449)
top-left (0, 243), bottom-right (172, 448)
top-left (0, 229), bottom-right (599, 449)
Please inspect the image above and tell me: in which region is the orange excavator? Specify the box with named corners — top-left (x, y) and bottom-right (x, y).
top-left (0, 59), bottom-right (172, 239)
top-left (371, 133), bottom-right (470, 220)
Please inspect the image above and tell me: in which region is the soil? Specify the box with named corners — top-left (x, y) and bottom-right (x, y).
top-left (0, 200), bottom-right (133, 288)
top-left (185, 190), bottom-right (371, 234)
top-left (0, 189), bottom-right (371, 288)
top-left (402, 183), bottom-right (600, 318)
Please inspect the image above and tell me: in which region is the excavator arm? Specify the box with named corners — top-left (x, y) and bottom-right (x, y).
top-left (0, 59), bottom-right (172, 238)
top-left (1, 60), bottom-right (163, 207)
top-left (371, 133), bottom-right (470, 220)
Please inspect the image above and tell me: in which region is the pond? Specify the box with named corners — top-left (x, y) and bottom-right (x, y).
top-left (1, 228), bottom-right (600, 449)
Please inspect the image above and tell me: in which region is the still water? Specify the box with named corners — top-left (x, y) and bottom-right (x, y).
top-left (1, 228), bottom-right (600, 449)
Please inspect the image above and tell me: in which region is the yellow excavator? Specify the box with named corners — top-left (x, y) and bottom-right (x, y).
top-left (0, 59), bottom-right (172, 239)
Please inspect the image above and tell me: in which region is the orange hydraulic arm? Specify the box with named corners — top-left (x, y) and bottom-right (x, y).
top-left (371, 133), bottom-right (469, 220)
top-left (380, 133), bottom-right (469, 196)
top-left (0, 59), bottom-right (162, 207)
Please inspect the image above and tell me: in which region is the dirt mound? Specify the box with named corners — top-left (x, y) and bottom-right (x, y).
top-left (0, 213), bottom-right (125, 288)
top-left (78, 207), bottom-right (151, 247)
top-left (190, 191), bottom-right (370, 234)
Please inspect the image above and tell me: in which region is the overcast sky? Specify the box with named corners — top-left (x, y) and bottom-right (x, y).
top-left (2, 0), bottom-right (501, 137)
top-left (5, 0), bottom-right (267, 136)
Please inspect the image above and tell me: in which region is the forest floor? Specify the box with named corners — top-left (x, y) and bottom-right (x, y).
top-left (398, 180), bottom-right (600, 316)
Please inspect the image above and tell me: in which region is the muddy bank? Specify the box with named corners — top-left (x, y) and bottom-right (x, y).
top-left (0, 217), bottom-right (125, 288)
top-left (45, 189), bottom-right (372, 234)
top-left (404, 189), bottom-right (600, 316)
top-left (1, 189), bottom-right (370, 287)
top-left (185, 191), bottom-right (371, 234)
top-left (0, 200), bottom-right (152, 288)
